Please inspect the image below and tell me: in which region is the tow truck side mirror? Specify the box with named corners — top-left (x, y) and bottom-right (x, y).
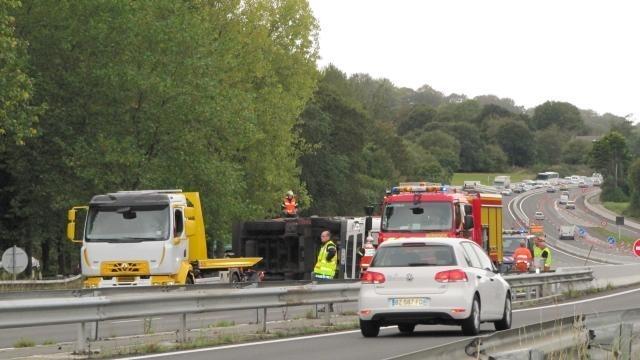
top-left (464, 215), bottom-right (474, 230)
top-left (66, 208), bottom-right (85, 243)
top-left (185, 219), bottom-right (196, 237)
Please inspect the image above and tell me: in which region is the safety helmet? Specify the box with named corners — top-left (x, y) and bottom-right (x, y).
top-left (286, 190), bottom-right (294, 197)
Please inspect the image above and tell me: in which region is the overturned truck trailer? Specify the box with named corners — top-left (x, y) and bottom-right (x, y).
top-left (232, 217), bottom-right (367, 281)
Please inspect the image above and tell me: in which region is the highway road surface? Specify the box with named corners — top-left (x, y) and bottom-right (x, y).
top-left (120, 286), bottom-right (640, 360)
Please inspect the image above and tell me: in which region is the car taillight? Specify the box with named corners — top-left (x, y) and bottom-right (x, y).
top-left (361, 271), bottom-right (386, 284)
top-left (435, 269), bottom-right (468, 283)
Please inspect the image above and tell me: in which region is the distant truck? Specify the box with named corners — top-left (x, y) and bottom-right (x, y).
top-left (67, 190), bottom-right (262, 288)
top-left (559, 225), bottom-right (576, 240)
top-left (493, 175), bottom-right (511, 189)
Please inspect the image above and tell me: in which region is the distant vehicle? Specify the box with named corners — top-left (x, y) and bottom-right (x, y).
top-left (559, 193), bottom-right (569, 205)
top-left (493, 175), bottom-right (511, 190)
top-left (559, 183), bottom-right (569, 191)
top-left (546, 186), bottom-right (557, 193)
top-left (523, 180), bottom-right (535, 185)
top-left (578, 181), bottom-right (588, 188)
top-left (463, 181), bottom-right (482, 190)
top-left (501, 189), bottom-right (513, 196)
top-left (592, 178), bottom-right (602, 186)
top-left (536, 172), bottom-right (560, 183)
top-left (522, 184), bottom-right (533, 191)
top-left (566, 201), bottom-right (576, 209)
top-left (358, 238), bottom-right (512, 337)
top-left (559, 225), bottom-right (576, 240)
top-left (534, 211), bottom-right (544, 220)
top-left (513, 186), bottom-right (524, 194)
top-left (570, 175), bottom-right (580, 184)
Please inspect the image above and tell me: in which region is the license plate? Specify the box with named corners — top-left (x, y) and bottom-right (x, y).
top-left (390, 298), bottom-right (428, 307)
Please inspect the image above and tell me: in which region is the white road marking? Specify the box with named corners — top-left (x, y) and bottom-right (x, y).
top-left (120, 287), bottom-right (640, 359)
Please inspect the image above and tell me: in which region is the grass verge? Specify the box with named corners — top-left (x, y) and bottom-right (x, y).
top-left (602, 201), bottom-right (629, 215)
top-left (586, 226), bottom-right (635, 245)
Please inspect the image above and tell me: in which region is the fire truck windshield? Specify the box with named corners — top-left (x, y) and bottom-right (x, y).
top-left (85, 205), bottom-right (170, 242)
top-left (382, 202), bottom-right (453, 232)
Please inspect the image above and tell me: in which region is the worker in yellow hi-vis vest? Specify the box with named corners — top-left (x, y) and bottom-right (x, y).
top-left (533, 237), bottom-right (552, 272)
top-left (314, 230), bottom-right (337, 281)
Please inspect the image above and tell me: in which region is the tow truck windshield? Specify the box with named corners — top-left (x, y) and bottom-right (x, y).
top-left (85, 205), bottom-right (170, 242)
top-left (382, 202), bottom-right (453, 232)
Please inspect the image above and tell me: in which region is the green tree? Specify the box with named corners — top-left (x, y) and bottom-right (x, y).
top-left (627, 158), bottom-right (640, 217)
top-left (534, 125), bottom-right (564, 165)
top-left (589, 131), bottom-right (631, 201)
top-left (397, 105), bottom-right (436, 135)
top-left (532, 101), bottom-right (584, 132)
top-left (0, 0), bottom-right (41, 150)
top-left (562, 139), bottom-right (591, 165)
top-left (496, 120), bottom-right (535, 167)
top-left (415, 130), bottom-right (460, 178)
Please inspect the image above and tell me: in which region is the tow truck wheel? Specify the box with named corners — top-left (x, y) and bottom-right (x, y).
top-left (186, 273), bottom-right (194, 285)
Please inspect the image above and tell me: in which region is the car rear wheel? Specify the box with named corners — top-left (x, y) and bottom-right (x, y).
top-left (360, 319), bottom-right (380, 337)
top-left (397, 324), bottom-right (415, 334)
top-left (461, 296), bottom-right (480, 336)
top-left (494, 295), bottom-right (512, 331)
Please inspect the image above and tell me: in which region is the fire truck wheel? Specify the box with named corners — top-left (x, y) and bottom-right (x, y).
top-left (359, 319), bottom-right (380, 337)
top-left (397, 324), bottom-right (416, 334)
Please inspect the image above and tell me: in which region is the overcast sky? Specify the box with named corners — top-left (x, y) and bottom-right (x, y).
top-left (308, 0), bottom-right (639, 122)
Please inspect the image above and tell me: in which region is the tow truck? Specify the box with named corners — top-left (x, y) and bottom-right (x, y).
top-left (361, 182), bottom-right (503, 270)
top-left (67, 190), bottom-right (262, 288)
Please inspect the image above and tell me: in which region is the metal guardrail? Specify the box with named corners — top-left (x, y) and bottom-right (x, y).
top-left (503, 269), bottom-right (594, 301)
top-left (0, 270), bottom-right (594, 354)
top-left (388, 308), bottom-right (639, 359)
top-left (0, 282), bottom-right (360, 353)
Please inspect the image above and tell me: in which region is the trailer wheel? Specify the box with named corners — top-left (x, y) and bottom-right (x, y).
top-left (231, 272), bottom-right (241, 283)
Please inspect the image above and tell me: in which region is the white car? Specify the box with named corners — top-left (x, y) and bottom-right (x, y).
top-left (534, 211), bottom-right (544, 220)
top-left (566, 201), bottom-right (576, 210)
top-left (358, 238), bottom-right (512, 337)
top-left (500, 189), bottom-right (513, 196)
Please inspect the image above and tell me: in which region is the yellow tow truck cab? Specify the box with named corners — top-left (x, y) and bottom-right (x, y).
top-left (67, 190), bottom-right (261, 288)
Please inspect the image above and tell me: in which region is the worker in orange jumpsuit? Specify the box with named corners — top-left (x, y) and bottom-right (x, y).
top-left (512, 239), bottom-right (533, 272)
top-left (281, 190), bottom-right (298, 217)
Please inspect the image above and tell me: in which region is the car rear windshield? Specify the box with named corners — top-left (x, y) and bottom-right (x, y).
top-left (371, 244), bottom-right (457, 267)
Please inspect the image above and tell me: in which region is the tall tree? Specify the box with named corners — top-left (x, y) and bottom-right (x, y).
top-left (627, 158), bottom-right (640, 217)
top-left (496, 120), bottom-right (535, 167)
top-left (589, 131), bottom-right (631, 201)
top-left (0, 0), bottom-right (41, 150)
top-left (532, 101), bottom-right (584, 132)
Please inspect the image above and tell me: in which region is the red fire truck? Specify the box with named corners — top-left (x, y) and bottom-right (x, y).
top-left (360, 182), bottom-right (503, 270)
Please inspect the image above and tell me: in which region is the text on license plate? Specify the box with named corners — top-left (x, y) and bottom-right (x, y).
top-left (390, 298), bottom-right (428, 307)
